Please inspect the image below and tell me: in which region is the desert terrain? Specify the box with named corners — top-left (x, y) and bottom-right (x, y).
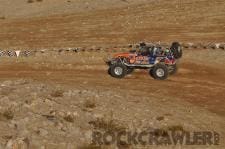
top-left (0, 0), bottom-right (224, 148)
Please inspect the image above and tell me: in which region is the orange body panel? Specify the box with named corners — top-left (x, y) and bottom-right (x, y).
top-left (113, 52), bottom-right (137, 64)
top-left (113, 52), bottom-right (132, 58)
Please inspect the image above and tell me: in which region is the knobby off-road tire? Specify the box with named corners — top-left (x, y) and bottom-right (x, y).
top-left (150, 64), bottom-right (169, 80)
top-left (171, 42), bottom-right (182, 59)
top-left (109, 63), bottom-right (127, 78)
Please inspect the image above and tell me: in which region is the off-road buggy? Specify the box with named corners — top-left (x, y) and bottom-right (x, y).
top-left (106, 42), bottom-right (182, 80)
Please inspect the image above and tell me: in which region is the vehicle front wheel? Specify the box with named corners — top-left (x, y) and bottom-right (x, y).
top-left (151, 64), bottom-right (169, 80)
top-left (109, 63), bottom-right (127, 78)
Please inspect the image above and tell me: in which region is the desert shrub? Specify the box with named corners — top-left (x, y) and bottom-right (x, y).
top-left (84, 99), bottom-right (96, 109)
top-left (156, 116), bottom-right (164, 121)
top-left (50, 90), bottom-right (64, 97)
top-left (63, 114), bottom-right (74, 123)
top-left (1, 108), bottom-right (14, 120)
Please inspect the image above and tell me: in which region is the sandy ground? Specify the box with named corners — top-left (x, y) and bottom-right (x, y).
top-left (1, 49), bottom-right (225, 116)
top-left (0, 0), bottom-right (225, 48)
top-left (0, 0), bottom-right (224, 148)
top-left (0, 49), bottom-right (224, 148)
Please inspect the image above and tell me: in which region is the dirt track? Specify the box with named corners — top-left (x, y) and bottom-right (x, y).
top-left (0, 50), bottom-right (224, 148)
top-left (0, 0), bottom-right (225, 148)
top-left (1, 0), bottom-right (225, 48)
top-left (0, 50), bottom-right (224, 117)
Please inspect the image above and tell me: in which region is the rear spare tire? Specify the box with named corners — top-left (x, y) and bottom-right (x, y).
top-left (170, 42), bottom-right (182, 59)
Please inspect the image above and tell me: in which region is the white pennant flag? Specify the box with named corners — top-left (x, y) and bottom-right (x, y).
top-left (15, 50), bottom-right (21, 57)
top-left (215, 43), bottom-right (220, 49)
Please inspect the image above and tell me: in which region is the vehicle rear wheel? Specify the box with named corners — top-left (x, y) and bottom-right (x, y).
top-left (109, 63), bottom-right (127, 78)
top-left (151, 64), bottom-right (169, 80)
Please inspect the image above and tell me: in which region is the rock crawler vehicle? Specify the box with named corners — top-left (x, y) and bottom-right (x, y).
top-left (106, 42), bottom-right (182, 80)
